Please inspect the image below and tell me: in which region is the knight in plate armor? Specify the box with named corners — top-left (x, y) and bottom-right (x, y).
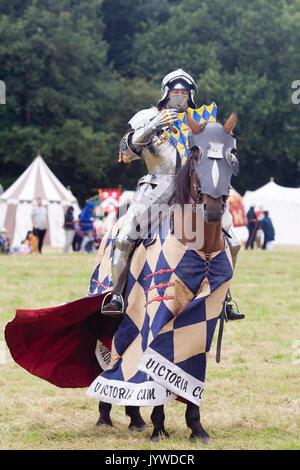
top-left (102, 69), bottom-right (244, 321)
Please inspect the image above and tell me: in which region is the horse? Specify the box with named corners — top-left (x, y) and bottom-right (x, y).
top-left (94, 111), bottom-right (238, 442)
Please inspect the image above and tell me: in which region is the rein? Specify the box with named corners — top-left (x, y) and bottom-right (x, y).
top-left (188, 154), bottom-right (228, 363)
top-left (188, 154), bottom-right (203, 207)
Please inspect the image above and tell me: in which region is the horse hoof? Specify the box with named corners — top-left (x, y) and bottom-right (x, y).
top-left (150, 428), bottom-right (170, 442)
top-left (96, 417), bottom-right (113, 428)
top-left (128, 422), bottom-right (147, 432)
top-left (189, 432), bottom-right (210, 444)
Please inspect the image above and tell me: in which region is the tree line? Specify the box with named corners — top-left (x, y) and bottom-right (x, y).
top-left (0, 0), bottom-right (299, 205)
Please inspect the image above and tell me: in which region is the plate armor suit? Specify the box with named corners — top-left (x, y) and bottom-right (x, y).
top-left (102, 69), bottom-right (244, 320)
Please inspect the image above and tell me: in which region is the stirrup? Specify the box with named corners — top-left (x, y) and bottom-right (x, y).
top-left (101, 293), bottom-right (124, 316)
top-left (225, 298), bottom-right (245, 321)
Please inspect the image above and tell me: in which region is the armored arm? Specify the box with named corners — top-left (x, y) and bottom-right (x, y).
top-left (131, 108), bottom-right (179, 146)
top-left (119, 107), bottom-right (178, 163)
top-left (119, 132), bottom-right (142, 163)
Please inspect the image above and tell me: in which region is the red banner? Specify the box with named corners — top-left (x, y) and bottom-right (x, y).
top-left (99, 188), bottom-right (121, 213)
top-left (229, 204), bottom-right (247, 227)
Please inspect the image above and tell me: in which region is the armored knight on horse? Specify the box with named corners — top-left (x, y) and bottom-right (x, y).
top-left (4, 69), bottom-right (245, 443)
top-left (102, 68), bottom-right (244, 321)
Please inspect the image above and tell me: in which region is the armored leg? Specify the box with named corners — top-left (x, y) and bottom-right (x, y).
top-left (102, 177), bottom-right (174, 315)
top-left (101, 231), bottom-right (137, 315)
top-left (111, 239), bottom-right (136, 290)
top-left (102, 184), bottom-right (151, 315)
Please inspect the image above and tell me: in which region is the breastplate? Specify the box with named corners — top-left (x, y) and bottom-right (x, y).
top-left (141, 133), bottom-right (177, 175)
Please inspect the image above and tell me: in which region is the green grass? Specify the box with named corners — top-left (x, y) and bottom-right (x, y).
top-left (0, 246), bottom-right (299, 450)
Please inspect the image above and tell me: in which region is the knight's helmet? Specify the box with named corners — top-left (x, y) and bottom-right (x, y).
top-left (157, 69), bottom-right (198, 111)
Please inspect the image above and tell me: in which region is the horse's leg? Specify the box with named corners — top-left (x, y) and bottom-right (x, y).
top-left (125, 406), bottom-right (146, 431)
top-left (185, 401), bottom-right (209, 444)
top-left (96, 401), bottom-right (113, 427)
top-left (150, 405), bottom-right (170, 442)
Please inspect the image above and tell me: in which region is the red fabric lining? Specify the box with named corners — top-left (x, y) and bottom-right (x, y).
top-left (5, 294), bottom-right (120, 388)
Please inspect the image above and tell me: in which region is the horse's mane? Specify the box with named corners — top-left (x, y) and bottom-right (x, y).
top-left (169, 157), bottom-right (193, 207)
top-left (169, 120), bottom-right (210, 207)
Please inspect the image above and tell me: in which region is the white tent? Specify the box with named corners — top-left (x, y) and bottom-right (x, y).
top-left (243, 180), bottom-right (300, 245)
top-left (0, 152), bottom-right (80, 248)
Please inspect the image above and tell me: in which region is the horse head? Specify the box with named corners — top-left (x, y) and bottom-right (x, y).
top-left (186, 112), bottom-right (239, 224)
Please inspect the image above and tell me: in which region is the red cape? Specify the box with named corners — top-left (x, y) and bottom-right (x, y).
top-left (5, 294), bottom-right (121, 388)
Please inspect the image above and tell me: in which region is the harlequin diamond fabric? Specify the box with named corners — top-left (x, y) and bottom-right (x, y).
top-left (87, 219), bottom-right (233, 407)
top-left (167, 103), bottom-right (217, 165)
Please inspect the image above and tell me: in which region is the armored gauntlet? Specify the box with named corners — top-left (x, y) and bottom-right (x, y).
top-left (132, 108), bottom-right (179, 146)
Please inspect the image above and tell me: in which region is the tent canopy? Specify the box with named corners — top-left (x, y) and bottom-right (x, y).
top-left (0, 152), bottom-right (80, 248)
top-left (243, 180), bottom-right (300, 245)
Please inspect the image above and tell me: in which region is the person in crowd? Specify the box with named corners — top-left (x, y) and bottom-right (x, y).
top-left (79, 201), bottom-right (96, 253)
top-left (82, 230), bottom-right (96, 254)
top-left (31, 197), bottom-right (48, 253)
top-left (261, 211), bottom-right (275, 250)
top-left (93, 217), bottom-right (105, 251)
top-left (17, 240), bottom-right (32, 254)
top-left (72, 222), bottom-right (84, 251)
top-left (63, 206), bottom-right (76, 254)
top-left (26, 230), bottom-right (39, 253)
top-left (0, 227), bottom-right (10, 254)
top-left (245, 206), bottom-right (258, 250)
top-left (79, 201), bottom-right (96, 231)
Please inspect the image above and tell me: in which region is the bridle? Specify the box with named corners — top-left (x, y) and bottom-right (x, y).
top-left (188, 151), bottom-right (228, 213)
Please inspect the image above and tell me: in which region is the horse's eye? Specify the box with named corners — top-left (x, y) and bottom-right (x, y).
top-left (193, 151), bottom-right (199, 162)
top-left (225, 148), bottom-right (239, 175)
top-left (190, 146), bottom-right (203, 163)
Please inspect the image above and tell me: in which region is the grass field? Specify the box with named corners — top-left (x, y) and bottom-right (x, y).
top-left (0, 246), bottom-right (299, 450)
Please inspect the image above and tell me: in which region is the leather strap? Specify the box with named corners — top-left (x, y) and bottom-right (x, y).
top-left (216, 302), bottom-right (226, 363)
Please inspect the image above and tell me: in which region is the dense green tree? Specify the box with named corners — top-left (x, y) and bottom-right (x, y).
top-left (0, 0), bottom-right (110, 201)
top-left (130, 0), bottom-right (300, 192)
top-left (0, 0), bottom-right (299, 205)
top-left (0, 0), bottom-right (164, 203)
top-left (101, 0), bottom-right (180, 75)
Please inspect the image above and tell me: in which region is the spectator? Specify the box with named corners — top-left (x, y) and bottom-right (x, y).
top-left (79, 201), bottom-right (96, 232)
top-left (0, 227), bottom-right (10, 254)
top-left (31, 197), bottom-right (48, 253)
top-left (16, 240), bottom-right (32, 255)
top-left (26, 230), bottom-right (39, 253)
top-left (63, 206), bottom-right (76, 254)
top-left (261, 211), bottom-right (275, 250)
top-left (82, 230), bottom-right (96, 254)
top-left (245, 206), bottom-right (258, 250)
top-left (79, 201), bottom-right (96, 253)
top-left (72, 222), bottom-right (84, 252)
